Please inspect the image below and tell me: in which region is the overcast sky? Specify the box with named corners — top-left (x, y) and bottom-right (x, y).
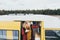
top-left (0, 0), bottom-right (60, 10)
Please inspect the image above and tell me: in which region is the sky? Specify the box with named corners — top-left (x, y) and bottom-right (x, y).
top-left (0, 0), bottom-right (60, 10)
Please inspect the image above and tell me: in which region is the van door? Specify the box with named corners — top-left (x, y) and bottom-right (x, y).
top-left (21, 21), bottom-right (45, 40)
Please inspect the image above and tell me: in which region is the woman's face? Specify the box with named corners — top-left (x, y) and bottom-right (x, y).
top-left (22, 22), bottom-right (26, 28)
top-left (25, 21), bottom-right (30, 29)
top-left (22, 21), bottom-right (30, 29)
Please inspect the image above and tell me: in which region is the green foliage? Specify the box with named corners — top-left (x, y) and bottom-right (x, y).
top-left (0, 9), bottom-right (60, 15)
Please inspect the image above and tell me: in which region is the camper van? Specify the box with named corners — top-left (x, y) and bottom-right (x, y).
top-left (0, 15), bottom-right (60, 40)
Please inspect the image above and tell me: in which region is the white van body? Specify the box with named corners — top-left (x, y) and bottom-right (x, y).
top-left (0, 15), bottom-right (60, 28)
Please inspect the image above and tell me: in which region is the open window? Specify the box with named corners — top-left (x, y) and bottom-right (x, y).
top-left (21, 21), bottom-right (42, 40)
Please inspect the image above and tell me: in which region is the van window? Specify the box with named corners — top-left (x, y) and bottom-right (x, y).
top-left (0, 30), bottom-right (19, 40)
top-left (45, 30), bottom-right (60, 40)
top-left (13, 30), bottom-right (19, 40)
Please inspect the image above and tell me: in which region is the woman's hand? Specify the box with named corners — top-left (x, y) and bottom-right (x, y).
top-left (25, 29), bottom-right (30, 32)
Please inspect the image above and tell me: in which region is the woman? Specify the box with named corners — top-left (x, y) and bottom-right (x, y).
top-left (21, 21), bottom-right (30, 40)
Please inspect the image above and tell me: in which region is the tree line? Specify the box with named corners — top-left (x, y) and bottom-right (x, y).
top-left (0, 9), bottom-right (60, 15)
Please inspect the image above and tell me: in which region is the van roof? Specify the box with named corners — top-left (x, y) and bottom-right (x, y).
top-left (0, 15), bottom-right (60, 28)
